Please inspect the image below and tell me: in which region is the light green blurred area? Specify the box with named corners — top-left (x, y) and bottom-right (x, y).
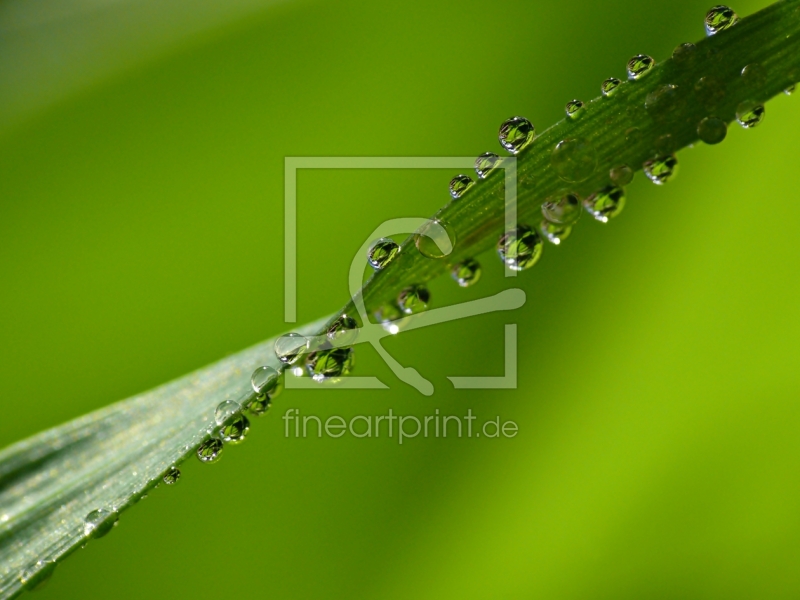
top-left (2, 0), bottom-right (799, 597)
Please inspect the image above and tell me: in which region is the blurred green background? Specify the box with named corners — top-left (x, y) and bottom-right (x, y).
top-left (2, 0), bottom-right (799, 597)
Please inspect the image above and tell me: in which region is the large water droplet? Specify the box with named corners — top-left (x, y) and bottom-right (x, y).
top-left (197, 438), bottom-right (224, 463)
top-left (19, 561), bottom-right (56, 591)
top-left (539, 220), bottom-right (571, 246)
top-left (251, 365), bottom-right (281, 395)
top-left (497, 226), bottom-right (543, 271)
top-left (551, 138), bottom-right (597, 183)
top-left (449, 174), bottom-right (474, 199)
top-left (583, 186), bottom-right (626, 223)
top-left (645, 84), bottom-right (681, 116)
top-left (248, 369), bottom-right (282, 415)
top-left (601, 78), bottom-right (621, 97)
top-left (305, 347), bottom-right (355, 383)
top-left (451, 259), bottom-right (481, 287)
top-left (643, 155), bottom-right (679, 185)
top-left (474, 152), bottom-right (500, 179)
top-left (609, 165), bottom-right (634, 186)
top-left (327, 314), bottom-right (358, 347)
top-left (785, 84), bottom-right (796, 96)
top-left (275, 333), bottom-right (309, 365)
top-left (697, 116), bottom-right (727, 144)
top-left (736, 101), bottom-right (765, 128)
top-left (672, 42), bottom-right (697, 64)
top-left (542, 194), bottom-right (581, 225)
top-left (705, 5), bottom-right (739, 35)
top-left (220, 414), bottom-right (250, 444)
top-left (741, 63), bottom-right (767, 89)
top-left (565, 100), bottom-right (585, 118)
top-left (367, 238), bottom-right (399, 270)
top-left (163, 467), bottom-right (181, 485)
top-left (498, 116), bottom-right (535, 154)
top-left (84, 509), bottom-right (118, 539)
top-left (415, 219), bottom-right (455, 259)
top-left (374, 302), bottom-right (405, 335)
top-left (694, 75), bottom-right (726, 107)
top-left (214, 400), bottom-right (241, 426)
top-left (627, 54), bottom-right (655, 80)
top-left (397, 285), bottom-right (431, 314)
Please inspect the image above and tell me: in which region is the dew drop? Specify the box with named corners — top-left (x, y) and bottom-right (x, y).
top-left (694, 75), bottom-right (726, 107)
top-left (627, 54), bottom-right (655, 80)
top-left (220, 414), bottom-right (250, 444)
top-left (214, 400), bottom-right (241, 426)
top-left (541, 194), bottom-right (581, 225)
top-left (785, 84), bottom-right (796, 96)
top-left (251, 365), bottom-right (281, 395)
top-left (609, 165), bottom-right (634, 186)
top-left (601, 77), bottom-right (621, 97)
top-left (643, 155), bottom-right (679, 185)
top-left (565, 100), bottom-right (585, 118)
top-left (672, 42), bottom-right (697, 64)
top-left (374, 302), bottom-right (405, 334)
top-left (498, 116), bottom-right (535, 154)
top-left (551, 138), bottom-right (597, 183)
top-left (645, 84), bottom-right (681, 116)
top-left (163, 467), bottom-right (181, 486)
top-left (539, 220), bottom-right (572, 246)
top-left (697, 116), bottom-right (727, 144)
top-left (497, 226), bottom-right (543, 271)
top-left (305, 347), bottom-right (355, 383)
top-left (741, 63), bottom-right (767, 89)
top-left (736, 100), bottom-right (765, 128)
top-left (474, 152), bottom-right (500, 179)
top-left (449, 174), bottom-right (474, 199)
top-left (367, 238), bottom-right (400, 270)
top-left (415, 219), bottom-right (455, 259)
top-left (274, 333), bottom-right (309, 365)
top-left (451, 259), bottom-right (481, 287)
top-left (397, 285), bottom-right (431, 314)
top-left (655, 134), bottom-right (676, 156)
top-left (19, 560), bottom-right (56, 592)
top-left (583, 186), bottom-right (626, 223)
top-left (197, 438), bottom-right (224, 463)
top-left (84, 508), bottom-right (118, 539)
top-left (327, 314), bottom-right (358, 346)
top-left (705, 5), bottom-right (739, 35)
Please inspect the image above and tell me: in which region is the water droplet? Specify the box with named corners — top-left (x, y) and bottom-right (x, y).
top-left (601, 78), bottom-right (621, 97)
top-left (498, 116), bottom-right (535, 154)
top-left (163, 467), bottom-right (181, 485)
top-left (449, 174), bottom-right (474, 199)
top-left (274, 333), bottom-right (309, 365)
top-left (697, 116), bottom-right (727, 144)
top-left (367, 238), bottom-right (400, 270)
top-left (305, 347), bottom-right (355, 382)
top-left (583, 186), bottom-right (626, 222)
top-left (655, 134), bottom-right (676, 155)
top-left (627, 54), bottom-right (655, 80)
top-left (214, 400), bottom-right (241, 426)
top-left (736, 101), bottom-right (765, 128)
top-left (672, 42), bottom-right (697, 64)
top-left (20, 561), bottom-right (56, 591)
top-left (397, 285), bottom-right (431, 314)
top-left (251, 365), bottom-right (280, 395)
top-left (741, 63), bottom-right (767, 89)
top-left (551, 138), bottom-right (597, 183)
top-left (497, 226), bottom-right (543, 271)
top-left (84, 509), bottom-right (118, 539)
top-left (327, 314), bottom-right (358, 346)
top-left (197, 438), bottom-right (224, 463)
top-left (451, 259), bottom-right (481, 287)
top-left (705, 5), bottom-right (739, 35)
top-left (220, 414), bottom-right (250, 444)
top-left (645, 84), bottom-right (681, 116)
top-left (539, 220), bottom-right (571, 245)
top-left (474, 152), bottom-right (500, 179)
top-left (415, 219), bottom-right (455, 259)
top-left (625, 127), bottom-right (642, 143)
top-left (374, 302), bottom-right (405, 334)
top-left (694, 75), bottom-right (726, 107)
top-left (609, 165), bottom-right (634, 186)
top-left (643, 155), bottom-right (679, 185)
top-left (565, 100), bottom-right (585, 118)
top-left (542, 194), bottom-right (581, 225)
top-left (785, 84), bottom-right (796, 96)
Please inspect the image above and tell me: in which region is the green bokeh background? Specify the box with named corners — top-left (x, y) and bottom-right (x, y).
top-left (2, 0), bottom-right (799, 597)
